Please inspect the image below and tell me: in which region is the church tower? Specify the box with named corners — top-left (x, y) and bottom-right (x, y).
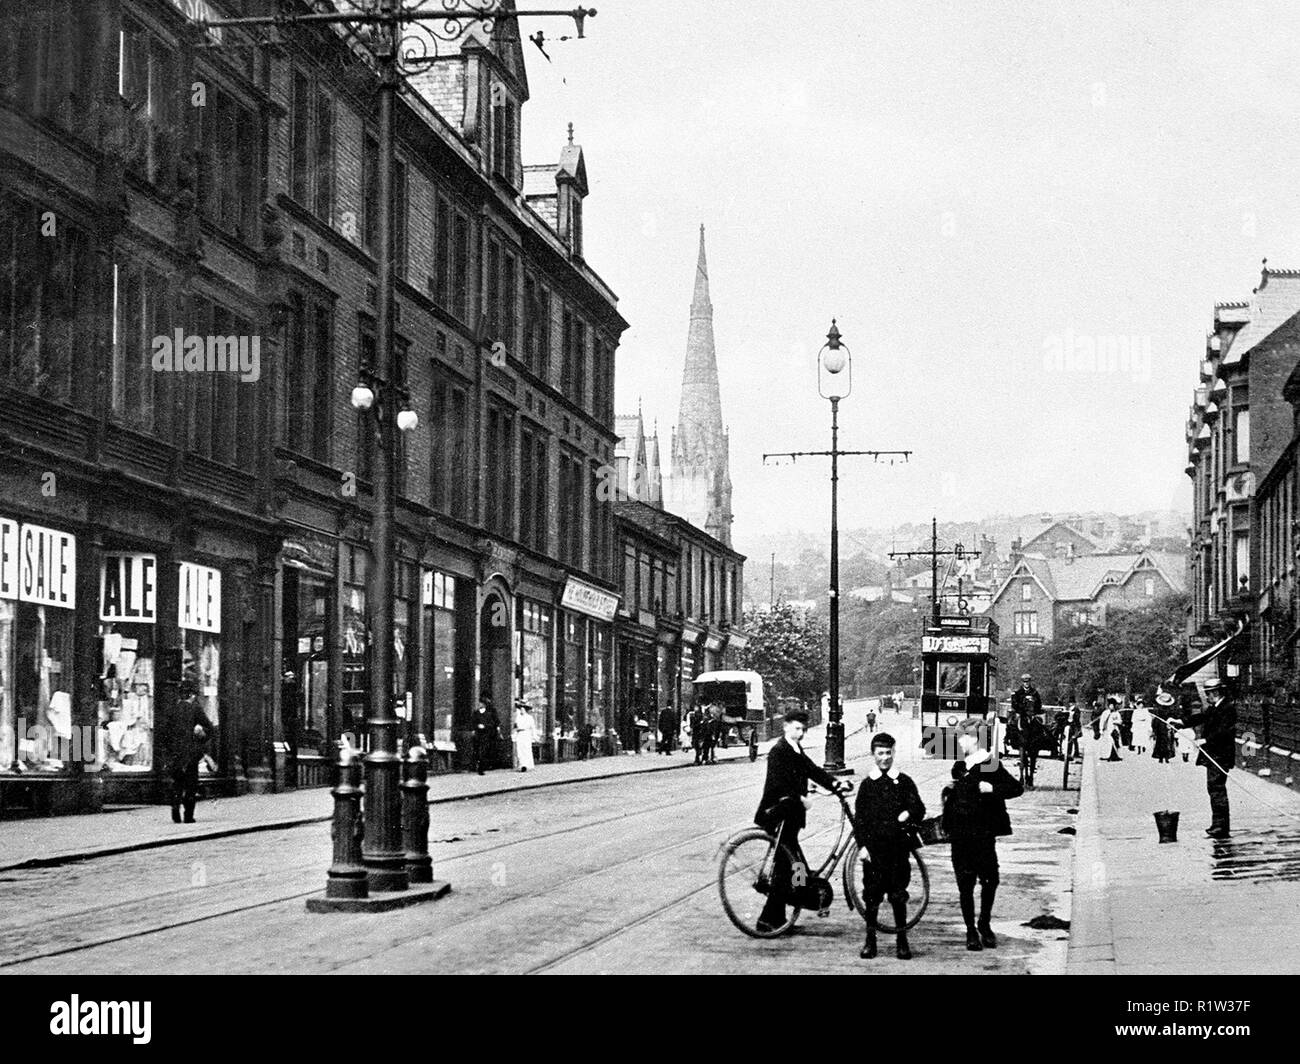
top-left (666, 225), bottom-right (734, 546)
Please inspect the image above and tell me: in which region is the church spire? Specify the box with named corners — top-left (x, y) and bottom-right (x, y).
top-left (667, 224), bottom-right (733, 547)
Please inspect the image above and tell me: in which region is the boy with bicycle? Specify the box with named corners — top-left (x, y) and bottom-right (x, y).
top-left (854, 732), bottom-right (925, 960)
top-left (753, 708), bottom-right (852, 933)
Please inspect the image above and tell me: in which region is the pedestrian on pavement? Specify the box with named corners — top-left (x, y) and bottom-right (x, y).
top-left (512, 701), bottom-right (536, 772)
top-left (1152, 690), bottom-right (1177, 763)
top-left (169, 679), bottom-right (216, 824)
top-left (690, 705), bottom-right (707, 764)
top-left (657, 700), bottom-right (678, 755)
top-left (942, 718), bottom-right (1024, 951)
top-left (473, 694), bottom-right (502, 775)
top-left (855, 732), bottom-right (925, 961)
top-left (1099, 700), bottom-right (1123, 761)
top-left (1066, 703), bottom-right (1082, 760)
top-left (705, 706), bottom-right (721, 764)
top-left (867, 708), bottom-right (877, 732)
top-left (632, 711), bottom-right (649, 755)
top-left (1120, 703), bottom-right (1135, 750)
top-left (1131, 698), bottom-right (1152, 756)
top-left (1169, 677), bottom-right (1238, 838)
top-left (753, 709), bottom-right (852, 934)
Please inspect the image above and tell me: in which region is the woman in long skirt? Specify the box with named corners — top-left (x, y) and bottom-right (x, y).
top-left (1152, 691), bottom-right (1177, 764)
top-left (512, 702), bottom-right (536, 772)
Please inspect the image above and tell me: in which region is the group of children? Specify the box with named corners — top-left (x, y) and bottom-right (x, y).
top-left (853, 721), bottom-right (1022, 960)
top-left (755, 710), bottom-right (1022, 962)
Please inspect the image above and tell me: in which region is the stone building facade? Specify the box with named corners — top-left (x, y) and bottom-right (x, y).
top-left (0, 0), bottom-right (626, 813)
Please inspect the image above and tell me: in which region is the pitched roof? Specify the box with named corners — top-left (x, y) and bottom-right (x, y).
top-left (1021, 520), bottom-right (1103, 554)
top-left (1221, 267), bottom-right (1300, 366)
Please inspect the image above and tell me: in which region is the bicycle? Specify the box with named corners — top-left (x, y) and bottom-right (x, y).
top-left (717, 785), bottom-right (930, 939)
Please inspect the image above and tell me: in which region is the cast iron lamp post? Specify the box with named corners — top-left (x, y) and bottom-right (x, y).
top-left (763, 321), bottom-right (910, 774)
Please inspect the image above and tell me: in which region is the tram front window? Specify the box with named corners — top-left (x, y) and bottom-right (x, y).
top-left (938, 662), bottom-right (969, 696)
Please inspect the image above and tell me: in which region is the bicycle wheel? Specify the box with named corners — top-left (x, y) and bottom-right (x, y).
top-left (843, 839), bottom-right (930, 932)
top-left (718, 829), bottom-right (802, 938)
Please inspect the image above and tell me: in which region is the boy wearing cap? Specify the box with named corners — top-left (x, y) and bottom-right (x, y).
top-left (943, 718), bottom-right (1023, 950)
top-left (854, 732), bottom-right (925, 960)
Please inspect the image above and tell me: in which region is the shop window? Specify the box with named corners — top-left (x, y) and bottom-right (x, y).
top-left (517, 598), bottom-right (552, 729)
top-left (7, 604), bottom-right (79, 771)
top-left (426, 575), bottom-right (458, 745)
top-left (341, 583), bottom-right (368, 745)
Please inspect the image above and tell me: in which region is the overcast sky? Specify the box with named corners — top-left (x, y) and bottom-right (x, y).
top-left (521, 0), bottom-right (1300, 549)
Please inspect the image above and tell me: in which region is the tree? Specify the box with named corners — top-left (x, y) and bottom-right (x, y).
top-left (739, 603), bottom-right (828, 706)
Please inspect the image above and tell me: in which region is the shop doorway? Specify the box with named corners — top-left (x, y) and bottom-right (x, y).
top-left (478, 589), bottom-right (512, 725)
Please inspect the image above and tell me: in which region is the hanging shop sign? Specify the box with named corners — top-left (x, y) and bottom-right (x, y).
top-left (560, 576), bottom-right (619, 622)
top-left (18, 522), bottom-right (76, 609)
top-left (100, 553), bottom-right (158, 623)
top-left (0, 517), bottom-right (16, 600)
top-left (178, 562), bottom-right (222, 633)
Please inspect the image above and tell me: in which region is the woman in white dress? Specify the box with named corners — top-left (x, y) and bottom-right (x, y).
top-left (512, 702), bottom-right (536, 772)
top-left (1130, 700), bottom-right (1152, 755)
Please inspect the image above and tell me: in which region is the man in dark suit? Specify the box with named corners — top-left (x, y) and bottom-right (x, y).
top-left (753, 709), bottom-right (851, 933)
top-left (1010, 673), bottom-right (1045, 787)
top-left (169, 680), bottom-right (216, 824)
top-left (943, 718), bottom-right (1023, 951)
top-left (473, 695), bottom-right (502, 775)
top-left (657, 701), bottom-right (677, 755)
top-left (1172, 676), bottom-right (1237, 838)
top-left (689, 706), bottom-right (707, 765)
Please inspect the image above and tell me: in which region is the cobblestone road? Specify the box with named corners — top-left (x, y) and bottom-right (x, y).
top-left (0, 717), bottom-right (1077, 974)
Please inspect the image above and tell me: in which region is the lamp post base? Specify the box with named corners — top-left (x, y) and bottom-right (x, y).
top-left (306, 880), bottom-right (451, 914)
top-left (822, 720), bottom-right (854, 775)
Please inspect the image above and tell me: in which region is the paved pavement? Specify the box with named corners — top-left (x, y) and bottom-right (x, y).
top-left (0, 727), bottom-right (779, 871)
top-left (1067, 735), bottom-right (1300, 974)
top-left (0, 703), bottom-right (1078, 975)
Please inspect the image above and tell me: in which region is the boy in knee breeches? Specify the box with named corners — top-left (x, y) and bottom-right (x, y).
top-left (943, 718), bottom-right (1023, 951)
top-left (855, 732), bottom-right (926, 960)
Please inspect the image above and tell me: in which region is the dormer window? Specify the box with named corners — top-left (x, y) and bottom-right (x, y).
top-left (490, 80), bottom-right (519, 188)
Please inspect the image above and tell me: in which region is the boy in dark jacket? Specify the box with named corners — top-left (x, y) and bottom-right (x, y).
top-left (854, 732), bottom-right (925, 960)
top-left (943, 718), bottom-right (1023, 951)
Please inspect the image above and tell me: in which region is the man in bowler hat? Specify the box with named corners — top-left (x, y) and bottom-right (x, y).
top-left (473, 694), bottom-right (502, 775)
top-left (1171, 676), bottom-right (1237, 838)
top-left (169, 680), bottom-right (216, 824)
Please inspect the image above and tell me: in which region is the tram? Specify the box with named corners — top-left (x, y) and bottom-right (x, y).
top-left (919, 615), bottom-right (998, 758)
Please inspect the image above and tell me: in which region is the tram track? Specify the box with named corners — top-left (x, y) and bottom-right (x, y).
top-left (0, 765), bottom-right (778, 969)
top-left (1, 730), bottom-right (897, 972)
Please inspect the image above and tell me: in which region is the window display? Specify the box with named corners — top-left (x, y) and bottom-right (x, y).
top-left (98, 623), bottom-right (155, 771)
top-left (518, 598), bottom-right (551, 730)
top-left (425, 570), bottom-right (458, 744)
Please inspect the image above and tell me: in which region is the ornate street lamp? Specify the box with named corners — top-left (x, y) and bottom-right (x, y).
top-left (818, 321), bottom-right (850, 773)
top-left (762, 321), bottom-right (909, 773)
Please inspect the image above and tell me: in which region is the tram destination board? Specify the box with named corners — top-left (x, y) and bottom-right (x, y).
top-left (921, 633), bottom-right (991, 656)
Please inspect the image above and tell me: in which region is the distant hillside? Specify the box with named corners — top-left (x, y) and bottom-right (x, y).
top-left (739, 509), bottom-right (1190, 608)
